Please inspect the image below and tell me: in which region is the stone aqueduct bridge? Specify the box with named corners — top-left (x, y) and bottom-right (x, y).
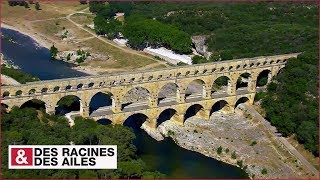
top-left (1, 53), bottom-right (299, 128)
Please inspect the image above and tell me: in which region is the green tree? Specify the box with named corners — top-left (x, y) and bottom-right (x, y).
top-left (79, 170), bottom-right (97, 178)
top-left (79, 0), bottom-right (87, 5)
top-left (50, 45), bottom-right (58, 58)
top-left (217, 146), bottom-right (223, 155)
top-left (231, 151), bottom-right (237, 159)
top-left (66, 53), bottom-right (71, 61)
top-left (35, 2), bottom-right (40, 10)
top-left (24, 2), bottom-right (29, 8)
top-left (94, 15), bottom-right (122, 38)
top-left (123, 15), bottom-right (192, 53)
top-left (192, 55), bottom-right (208, 64)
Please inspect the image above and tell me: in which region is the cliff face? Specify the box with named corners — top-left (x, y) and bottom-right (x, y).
top-left (192, 35), bottom-right (212, 59)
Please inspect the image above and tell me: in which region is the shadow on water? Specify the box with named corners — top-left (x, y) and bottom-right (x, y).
top-left (123, 114), bottom-right (249, 178)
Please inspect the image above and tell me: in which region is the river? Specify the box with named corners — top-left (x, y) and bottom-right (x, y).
top-left (1, 27), bottom-right (248, 178)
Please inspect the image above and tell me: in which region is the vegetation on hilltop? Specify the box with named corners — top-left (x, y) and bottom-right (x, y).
top-left (1, 107), bottom-right (165, 178)
top-left (123, 15), bottom-right (192, 53)
top-left (89, 2), bottom-right (192, 54)
top-left (262, 51), bottom-right (318, 155)
top-left (88, 1), bottom-right (318, 155)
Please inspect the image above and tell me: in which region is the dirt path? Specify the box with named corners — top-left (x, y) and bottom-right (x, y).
top-left (66, 7), bottom-right (169, 67)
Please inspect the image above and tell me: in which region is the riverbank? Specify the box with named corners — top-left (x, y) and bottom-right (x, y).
top-left (1, 24), bottom-right (98, 76)
top-left (144, 105), bottom-right (317, 179)
top-left (2, 23), bottom-right (50, 49)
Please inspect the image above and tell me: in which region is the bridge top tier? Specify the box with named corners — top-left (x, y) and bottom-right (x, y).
top-left (2, 53), bottom-right (299, 91)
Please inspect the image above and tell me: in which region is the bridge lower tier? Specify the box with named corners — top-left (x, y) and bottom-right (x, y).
top-left (79, 92), bottom-right (256, 128)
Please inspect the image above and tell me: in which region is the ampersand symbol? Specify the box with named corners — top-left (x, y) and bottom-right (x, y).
top-left (15, 149), bottom-right (28, 164)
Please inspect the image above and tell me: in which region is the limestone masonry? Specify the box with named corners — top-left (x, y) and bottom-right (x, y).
top-left (1, 53), bottom-right (299, 128)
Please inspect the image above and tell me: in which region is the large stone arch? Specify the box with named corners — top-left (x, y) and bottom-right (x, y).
top-left (184, 79), bottom-right (207, 102)
top-left (235, 96), bottom-right (250, 108)
top-left (121, 86), bottom-right (151, 111)
top-left (20, 99), bottom-right (46, 111)
top-left (55, 95), bottom-right (82, 115)
top-left (212, 75), bottom-right (232, 96)
top-left (210, 100), bottom-right (231, 116)
top-left (236, 72), bottom-right (252, 92)
top-left (89, 91), bottom-right (113, 115)
top-left (97, 118), bottom-right (113, 125)
top-left (255, 69), bottom-right (272, 87)
top-left (184, 103), bottom-right (207, 122)
top-left (1, 103), bottom-right (9, 113)
top-left (157, 82), bottom-right (180, 106)
top-left (123, 113), bottom-right (150, 129)
top-left (156, 108), bottom-right (179, 127)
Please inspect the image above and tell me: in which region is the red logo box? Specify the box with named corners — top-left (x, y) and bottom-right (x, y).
top-left (11, 148), bottom-right (33, 166)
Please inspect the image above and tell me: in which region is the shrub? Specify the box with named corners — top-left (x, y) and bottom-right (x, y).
top-left (261, 168), bottom-right (268, 175)
top-left (217, 146), bottom-right (222, 155)
top-left (250, 141), bottom-right (257, 146)
top-left (167, 130), bottom-right (175, 136)
top-left (231, 151), bottom-right (237, 159)
top-left (236, 160), bottom-right (243, 168)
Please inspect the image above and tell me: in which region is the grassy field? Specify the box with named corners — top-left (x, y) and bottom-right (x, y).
top-left (81, 38), bottom-right (157, 69)
top-left (70, 13), bottom-right (94, 25)
top-left (1, 1), bottom-right (87, 22)
top-left (31, 19), bottom-right (92, 39)
top-left (1, 1), bottom-right (160, 73)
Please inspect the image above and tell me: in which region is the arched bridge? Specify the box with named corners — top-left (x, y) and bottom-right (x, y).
top-left (1, 53), bottom-right (299, 128)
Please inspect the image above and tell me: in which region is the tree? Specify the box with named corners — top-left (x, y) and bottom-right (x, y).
top-left (8, 1), bottom-right (17, 6)
top-left (49, 45), bottom-right (58, 59)
top-left (79, 0), bottom-right (87, 5)
top-left (93, 15), bottom-right (122, 38)
top-left (123, 16), bottom-right (192, 53)
top-left (192, 55), bottom-right (208, 64)
top-left (35, 2), bottom-right (40, 10)
top-left (79, 170), bottom-right (97, 178)
top-left (24, 2), bottom-right (29, 8)
top-left (231, 151), bottom-right (237, 159)
top-left (216, 146), bottom-right (222, 155)
top-left (66, 53), bottom-right (71, 61)
top-left (2, 108), bottom-right (165, 178)
top-left (262, 51), bottom-right (318, 156)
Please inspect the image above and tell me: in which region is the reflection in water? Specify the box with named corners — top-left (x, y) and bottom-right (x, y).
top-left (123, 115), bottom-right (248, 178)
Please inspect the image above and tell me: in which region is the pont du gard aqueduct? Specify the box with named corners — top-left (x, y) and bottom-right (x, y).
top-left (1, 53), bottom-right (299, 128)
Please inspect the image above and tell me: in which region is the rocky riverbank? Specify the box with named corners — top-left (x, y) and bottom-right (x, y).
top-left (142, 105), bottom-right (315, 179)
top-left (1, 24), bottom-right (98, 76)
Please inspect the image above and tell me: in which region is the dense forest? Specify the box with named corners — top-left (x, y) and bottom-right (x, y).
top-left (1, 107), bottom-right (164, 178)
top-left (89, 1), bottom-right (192, 53)
top-left (88, 1), bottom-right (319, 156)
top-left (261, 51), bottom-right (318, 155)
top-left (122, 15), bottom-right (191, 53)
